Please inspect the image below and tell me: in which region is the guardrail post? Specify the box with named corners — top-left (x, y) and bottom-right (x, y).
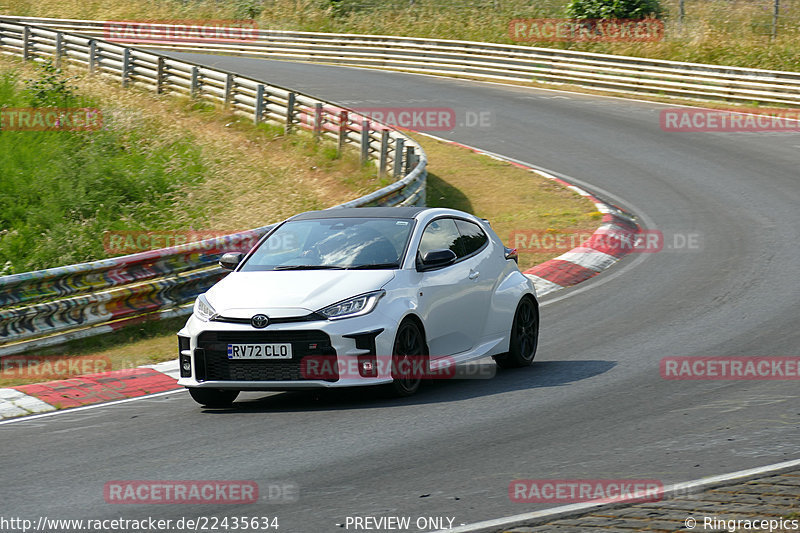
top-left (121, 48), bottom-right (131, 87)
top-left (88, 40), bottom-right (97, 74)
top-left (224, 73), bottom-right (234, 107)
top-left (155, 56), bottom-right (165, 93)
top-left (337, 110), bottom-right (348, 153)
top-left (254, 84), bottom-right (265, 124)
top-left (54, 32), bottom-right (63, 68)
top-left (393, 137), bottom-right (405, 178)
top-left (313, 103), bottom-right (323, 141)
top-left (285, 92), bottom-right (295, 134)
top-left (378, 130), bottom-right (389, 178)
top-left (405, 146), bottom-right (416, 174)
top-left (22, 26), bottom-right (30, 61)
top-left (190, 66), bottom-right (199, 98)
top-left (360, 120), bottom-right (370, 164)
top-left (771, 0), bottom-right (779, 40)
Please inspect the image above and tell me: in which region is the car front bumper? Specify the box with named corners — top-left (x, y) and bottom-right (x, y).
top-left (177, 312), bottom-right (398, 390)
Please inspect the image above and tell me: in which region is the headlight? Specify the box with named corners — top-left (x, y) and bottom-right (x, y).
top-left (193, 293), bottom-right (218, 322)
top-left (317, 290), bottom-right (385, 320)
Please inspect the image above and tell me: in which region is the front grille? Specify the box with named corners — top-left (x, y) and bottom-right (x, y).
top-left (195, 331), bottom-right (337, 382)
top-left (211, 313), bottom-right (325, 325)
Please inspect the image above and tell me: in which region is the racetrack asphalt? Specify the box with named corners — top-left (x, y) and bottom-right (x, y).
top-left (1, 54), bottom-right (798, 532)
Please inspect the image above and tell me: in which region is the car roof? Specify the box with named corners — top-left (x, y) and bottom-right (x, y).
top-left (290, 206), bottom-right (428, 220)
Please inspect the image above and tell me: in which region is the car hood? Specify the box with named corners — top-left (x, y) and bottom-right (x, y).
top-left (205, 270), bottom-right (395, 318)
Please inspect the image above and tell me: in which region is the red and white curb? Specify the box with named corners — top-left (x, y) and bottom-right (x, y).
top-left (521, 169), bottom-right (640, 298)
top-left (419, 134), bottom-right (642, 298)
top-left (0, 360), bottom-right (180, 419)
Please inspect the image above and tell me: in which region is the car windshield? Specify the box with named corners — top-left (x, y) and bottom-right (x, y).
top-left (240, 217), bottom-right (414, 271)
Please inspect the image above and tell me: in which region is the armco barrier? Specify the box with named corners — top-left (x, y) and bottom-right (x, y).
top-left (0, 20), bottom-right (426, 355)
top-left (3, 16), bottom-right (800, 107)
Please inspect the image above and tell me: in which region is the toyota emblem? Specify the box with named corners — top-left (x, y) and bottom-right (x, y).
top-left (251, 314), bottom-right (269, 329)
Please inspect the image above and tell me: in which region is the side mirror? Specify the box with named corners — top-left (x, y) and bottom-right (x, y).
top-left (219, 252), bottom-right (245, 271)
top-left (419, 249), bottom-right (457, 271)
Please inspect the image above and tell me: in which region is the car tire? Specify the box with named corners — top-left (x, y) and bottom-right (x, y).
top-left (494, 296), bottom-right (539, 369)
top-left (387, 319), bottom-right (428, 397)
top-left (188, 388), bottom-right (239, 407)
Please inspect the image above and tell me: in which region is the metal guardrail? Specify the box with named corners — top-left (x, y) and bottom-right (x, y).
top-left (0, 20), bottom-right (427, 355)
top-left (2, 16), bottom-right (800, 107)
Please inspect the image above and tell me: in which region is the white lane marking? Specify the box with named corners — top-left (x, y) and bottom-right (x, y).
top-left (436, 457), bottom-right (800, 533)
top-left (0, 389), bottom-right (184, 427)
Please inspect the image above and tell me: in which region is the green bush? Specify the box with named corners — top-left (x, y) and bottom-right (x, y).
top-left (24, 60), bottom-right (78, 107)
top-left (565, 0), bottom-right (663, 19)
top-left (233, 0), bottom-right (264, 20)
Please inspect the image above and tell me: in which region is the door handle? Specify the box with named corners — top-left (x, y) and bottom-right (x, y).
top-left (468, 270), bottom-right (480, 280)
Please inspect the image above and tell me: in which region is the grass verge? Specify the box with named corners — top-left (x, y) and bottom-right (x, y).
top-left (0, 54), bottom-right (379, 274)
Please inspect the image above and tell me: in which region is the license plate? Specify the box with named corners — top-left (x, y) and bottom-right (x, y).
top-left (227, 343), bottom-right (293, 360)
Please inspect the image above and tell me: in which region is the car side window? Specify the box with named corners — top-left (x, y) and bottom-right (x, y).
top-left (454, 219), bottom-right (489, 257)
top-left (418, 218), bottom-right (463, 260)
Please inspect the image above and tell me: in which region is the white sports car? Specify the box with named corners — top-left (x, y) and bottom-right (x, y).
top-left (177, 206), bottom-right (538, 406)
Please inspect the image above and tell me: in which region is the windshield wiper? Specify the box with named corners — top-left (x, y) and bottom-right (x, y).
top-left (347, 263), bottom-right (400, 270)
top-left (274, 265), bottom-right (347, 270)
